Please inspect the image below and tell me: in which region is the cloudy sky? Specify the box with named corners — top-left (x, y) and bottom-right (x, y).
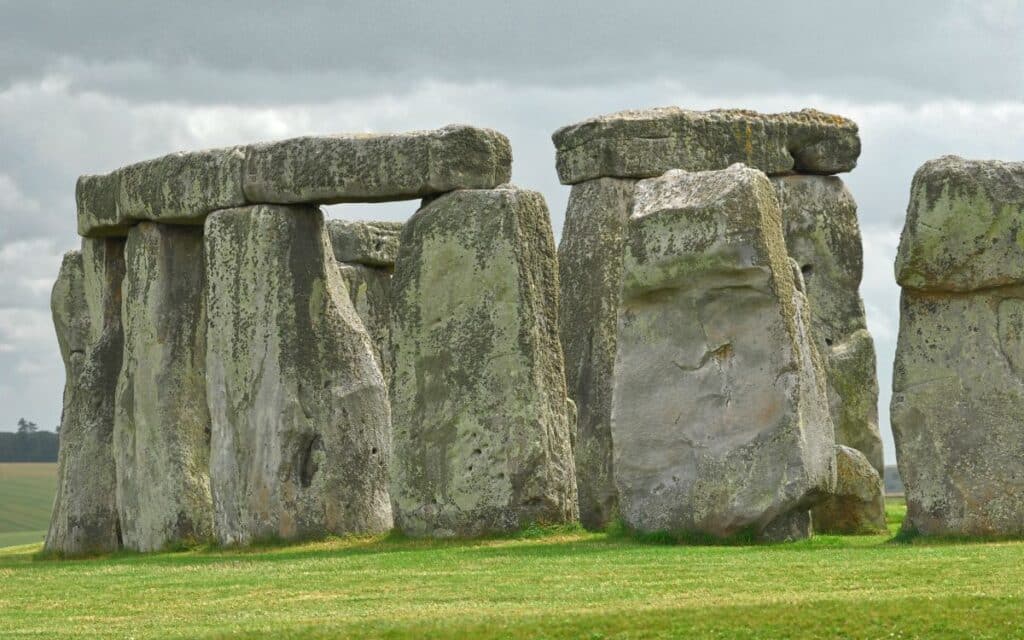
top-left (1, 1), bottom-right (1022, 463)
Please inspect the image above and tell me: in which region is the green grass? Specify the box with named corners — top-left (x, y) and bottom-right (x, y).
top-left (0, 462), bottom-right (56, 548)
top-left (2, 497), bottom-right (1024, 639)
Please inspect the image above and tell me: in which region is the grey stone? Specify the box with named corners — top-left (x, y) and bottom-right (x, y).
top-left (76, 173), bottom-right (128, 237)
top-left (812, 445), bottom-right (887, 534)
top-left (77, 147), bottom-right (247, 237)
top-left (772, 175), bottom-right (884, 476)
top-left (896, 156), bottom-right (1024, 292)
top-left (553, 108), bottom-right (860, 185)
top-left (390, 185), bottom-right (578, 537)
top-left (892, 156), bottom-right (1024, 537)
top-left (243, 125), bottom-right (512, 205)
top-left (557, 178), bottom-right (635, 530)
top-left (327, 219), bottom-right (403, 267)
top-left (611, 165), bottom-right (836, 540)
top-left (892, 286), bottom-right (1024, 536)
top-left (205, 204), bottom-right (392, 545)
top-left (45, 239), bottom-right (126, 555)
top-left (336, 263), bottom-right (393, 383)
top-left (114, 223), bottom-right (214, 552)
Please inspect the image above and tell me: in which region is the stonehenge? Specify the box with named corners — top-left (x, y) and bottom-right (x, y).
top-left (554, 107), bottom-right (882, 532)
top-left (611, 166), bottom-right (835, 540)
top-left (389, 186), bottom-right (578, 537)
top-left (893, 156), bottom-right (1024, 537)
top-left (50, 105), bottom-right (1024, 552)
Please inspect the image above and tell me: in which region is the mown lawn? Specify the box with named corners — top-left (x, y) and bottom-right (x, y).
top-left (0, 462), bottom-right (56, 548)
top-left (1, 497), bottom-right (1023, 639)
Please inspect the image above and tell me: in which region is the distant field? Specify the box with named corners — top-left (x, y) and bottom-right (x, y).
top-left (2, 496), bottom-right (1024, 639)
top-left (0, 462), bottom-right (56, 547)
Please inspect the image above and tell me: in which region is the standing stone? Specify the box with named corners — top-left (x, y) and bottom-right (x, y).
top-left (812, 445), bottom-right (887, 534)
top-left (390, 186), bottom-right (578, 537)
top-left (327, 220), bottom-right (403, 381)
top-left (611, 166), bottom-right (835, 540)
top-left (243, 126), bottom-right (512, 205)
top-left (114, 224), bottom-right (213, 552)
top-left (557, 178), bottom-right (635, 530)
top-left (553, 108), bottom-right (860, 185)
top-left (205, 204), bottom-right (392, 545)
top-left (893, 156), bottom-right (1024, 536)
top-left (45, 239), bottom-right (126, 555)
top-left (772, 175), bottom-right (883, 475)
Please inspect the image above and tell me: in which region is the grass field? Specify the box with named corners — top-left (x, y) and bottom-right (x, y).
top-left (0, 462), bottom-right (56, 548)
top-left (2, 498), bottom-right (1024, 639)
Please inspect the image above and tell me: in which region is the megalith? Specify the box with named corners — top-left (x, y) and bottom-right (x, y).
top-left (610, 165), bottom-right (835, 540)
top-left (892, 156), bottom-right (1024, 536)
top-left (557, 178), bottom-right (635, 530)
top-left (554, 108), bottom-right (867, 533)
top-left (45, 239), bottom-right (126, 555)
top-left (772, 176), bottom-right (883, 477)
top-left (327, 219), bottom-right (403, 382)
top-left (812, 445), bottom-right (886, 534)
top-left (390, 186), bottom-right (578, 537)
top-left (114, 223), bottom-right (214, 552)
top-left (205, 204), bottom-right (392, 545)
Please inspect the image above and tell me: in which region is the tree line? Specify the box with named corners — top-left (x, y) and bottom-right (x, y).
top-left (0, 418), bottom-right (59, 462)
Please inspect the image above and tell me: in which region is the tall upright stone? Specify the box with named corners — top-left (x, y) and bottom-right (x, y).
top-left (327, 219), bottom-right (403, 382)
top-left (611, 166), bottom-right (835, 540)
top-left (557, 178), bottom-right (635, 530)
top-left (114, 223), bottom-right (214, 552)
top-left (772, 176), bottom-right (883, 476)
top-left (893, 156), bottom-right (1024, 536)
top-left (390, 186), bottom-right (578, 537)
top-left (45, 238), bottom-right (126, 555)
top-left (205, 204), bottom-right (392, 545)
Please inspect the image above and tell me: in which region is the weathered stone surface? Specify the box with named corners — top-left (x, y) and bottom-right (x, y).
top-left (812, 445), bottom-right (886, 534)
top-left (76, 173), bottom-right (128, 237)
top-left (114, 223), bottom-right (213, 552)
top-left (45, 239), bottom-right (126, 555)
top-left (557, 178), bottom-right (635, 530)
top-left (243, 125), bottom-right (512, 205)
top-left (893, 157), bottom-right (1024, 537)
top-left (327, 219), bottom-right (403, 267)
top-left (77, 147), bottom-right (247, 237)
top-left (553, 108), bottom-right (860, 185)
top-left (611, 165), bottom-right (835, 540)
top-left (205, 204), bottom-right (392, 545)
top-left (896, 156), bottom-right (1024, 292)
top-left (336, 263), bottom-right (393, 382)
top-left (892, 286), bottom-right (1024, 536)
top-left (390, 186), bottom-right (578, 537)
top-left (772, 175), bottom-right (883, 476)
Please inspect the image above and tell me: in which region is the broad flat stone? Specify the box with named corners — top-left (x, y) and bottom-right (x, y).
top-left (896, 156), bottom-right (1024, 292)
top-left (114, 223), bottom-right (214, 552)
top-left (76, 173), bottom-right (127, 237)
top-left (45, 238), bottom-right (126, 555)
top-left (611, 165), bottom-right (835, 540)
top-left (243, 125), bottom-right (512, 205)
top-left (205, 204), bottom-right (392, 545)
top-left (557, 177), bottom-right (635, 530)
top-left (892, 286), bottom-right (1024, 536)
top-left (812, 445), bottom-right (886, 534)
top-left (773, 175), bottom-right (883, 475)
top-left (553, 108), bottom-right (860, 185)
top-left (77, 147), bottom-right (247, 237)
top-left (390, 186), bottom-right (578, 537)
top-left (327, 219), bottom-right (403, 267)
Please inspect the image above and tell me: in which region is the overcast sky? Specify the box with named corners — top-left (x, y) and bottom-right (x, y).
top-left (1, 1), bottom-right (1022, 463)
